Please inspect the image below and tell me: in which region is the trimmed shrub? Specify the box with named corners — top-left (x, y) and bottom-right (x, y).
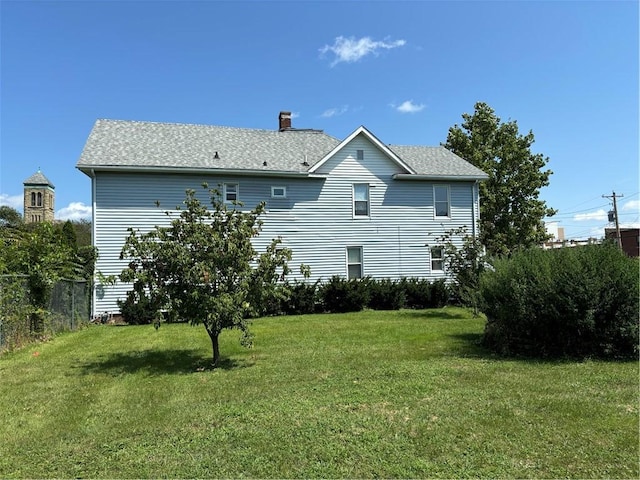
top-left (429, 279), bottom-right (450, 308)
top-left (117, 289), bottom-right (156, 325)
top-left (283, 280), bottom-right (321, 315)
top-left (480, 243), bottom-right (639, 359)
top-left (320, 276), bottom-right (370, 313)
top-left (367, 279), bottom-right (407, 310)
top-left (400, 278), bottom-right (432, 309)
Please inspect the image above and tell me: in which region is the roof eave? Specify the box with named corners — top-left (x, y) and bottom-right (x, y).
top-left (392, 173), bottom-right (489, 181)
top-left (76, 164), bottom-right (327, 179)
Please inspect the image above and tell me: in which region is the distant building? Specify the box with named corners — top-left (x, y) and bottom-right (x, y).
top-left (605, 228), bottom-right (639, 257)
top-left (545, 221), bottom-right (565, 242)
top-left (23, 170), bottom-right (55, 223)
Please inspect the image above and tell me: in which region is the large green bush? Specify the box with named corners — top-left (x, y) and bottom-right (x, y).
top-left (480, 242), bottom-right (639, 359)
top-left (320, 276), bottom-right (371, 313)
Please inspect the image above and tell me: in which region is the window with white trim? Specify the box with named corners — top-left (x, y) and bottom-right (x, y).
top-left (356, 149), bottom-right (364, 161)
top-left (431, 247), bottom-right (444, 271)
top-left (434, 185), bottom-right (450, 217)
top-left (353, 184), bottom-right (369, 217)
top-left (271, 186), bottom-right (287, 198)
top-left (347, 246), bottom-right (363, 279)
top-left (224, 183), bottom-right (238, 203)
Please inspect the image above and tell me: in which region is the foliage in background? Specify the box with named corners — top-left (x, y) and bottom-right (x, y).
top-left (119, 185), bottom-right (290, 366)
top-left (480, 242), bottom-right (639, 359)
top-left (444, 102), bottom-right (556, 256)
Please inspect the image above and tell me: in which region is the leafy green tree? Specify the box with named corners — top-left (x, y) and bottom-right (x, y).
top-left (1, 222), bottom-right (76, 330)
top-left (0, 206), bottom-right (23, 227)
top-left (120, 185), bottom-right (291, 367)
top-left (434, 227), bottom-right (487, 315)
top-left (444, 102), bottom-right (556, 256)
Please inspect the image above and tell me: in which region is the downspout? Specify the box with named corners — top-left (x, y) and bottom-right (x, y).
top-left (91, 169), bottom-right (97, 318)
top-left (471, 181), bottom-right (478, 240)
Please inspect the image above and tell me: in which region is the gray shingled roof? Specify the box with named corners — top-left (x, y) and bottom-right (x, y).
top-left (77, 119), bottom-right (487, 179)
top-left (77, 119), bottom-right (341, 174)
top-left (24, 170), bottom-right (55, 187)
top-left (388, 145), bottom-right (488, 178)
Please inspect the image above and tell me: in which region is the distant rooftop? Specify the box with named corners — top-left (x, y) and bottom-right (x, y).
top-left (23, 170), bottom-right (55, 188)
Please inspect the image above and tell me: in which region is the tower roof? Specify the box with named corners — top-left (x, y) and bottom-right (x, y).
top-left (23, 170), bottom-right (55, 188)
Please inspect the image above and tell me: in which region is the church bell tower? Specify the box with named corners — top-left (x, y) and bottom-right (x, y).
top-left (23, 170), bottom-right (55, 223)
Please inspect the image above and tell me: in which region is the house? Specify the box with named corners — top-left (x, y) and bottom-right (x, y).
top-left (76, 112), bottom-right (488, 316)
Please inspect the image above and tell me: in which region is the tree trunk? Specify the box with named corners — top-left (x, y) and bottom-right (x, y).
top-left (208, 331), bottom-right (220, 367)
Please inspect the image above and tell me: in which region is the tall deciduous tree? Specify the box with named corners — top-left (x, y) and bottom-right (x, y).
top-left (119, 185), bottom-right (291, 367)
top-left (444, 102), bottom-right (556, 256)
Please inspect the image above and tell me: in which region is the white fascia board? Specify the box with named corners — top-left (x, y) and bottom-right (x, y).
top-left (77, 165), bottom-right (327, 179)
top-left (308, 125), bottom-right (416, 174)
top-left (393, 173), bottom-right (489, 181)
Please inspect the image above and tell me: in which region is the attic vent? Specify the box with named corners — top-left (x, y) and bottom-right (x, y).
top-left (263, 161), bottom-right (268, 166)
top-left (214, 151), bottom-right (220, 159)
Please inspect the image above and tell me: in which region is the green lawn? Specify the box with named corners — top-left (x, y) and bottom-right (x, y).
top-left (0, 308), bottom-right (637, 478)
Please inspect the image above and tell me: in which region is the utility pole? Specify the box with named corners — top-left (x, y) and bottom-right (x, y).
top-left (603, 191), bottom-right (624, 249)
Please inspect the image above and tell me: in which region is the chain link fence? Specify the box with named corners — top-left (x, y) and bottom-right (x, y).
top-left (0, 275), bottom-right (90, 353)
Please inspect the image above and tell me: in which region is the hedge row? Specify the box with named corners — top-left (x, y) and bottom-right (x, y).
top-left (480, 242), bottom-right (639, 359)
top-left (120, 276), bottom-right (450, 323)
top-left (278, 276), bottom-right (450, 316)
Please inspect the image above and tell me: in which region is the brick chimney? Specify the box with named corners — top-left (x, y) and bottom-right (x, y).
top-left (278, 111), bottom-right (292, 131)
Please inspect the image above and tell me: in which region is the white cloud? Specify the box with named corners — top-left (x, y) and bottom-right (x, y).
top-left (0, 193), bottom-right (23, 210)
top-left (56, 202), bottom-right (92, 221)
top-left (320, 36), bottom-right (406, 67)
top-left (321, 105), bottom-right (349, 118)
top-left (574, 209), bottom-right (608, 222)
top-left (394, 100), bottom-right (425, 113)
top-left (622, 199), bottom-right (640, 212)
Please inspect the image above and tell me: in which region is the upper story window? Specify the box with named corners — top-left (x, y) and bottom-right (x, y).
top-left (347, 246), bottom-right (363, 279)
top-left (36, 192), bottom-right (43, 207)
top-left (356, 149), bottom-right (364, 161)
top-left (434, 185), bottom-right (450, 218)
top-left (431, 247), bottom-right (444, 271)
top-left (353, 184), bottom-right (369, 217)
top-left (224, 183), bottom-right (238, 203)
top-left (271, 186), bottom-right (287, 198)
top-left (30, 192), bottom-right (36, 207)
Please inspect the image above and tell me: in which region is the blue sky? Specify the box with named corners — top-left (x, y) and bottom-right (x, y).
top-left (1, 0), bottom-right (638, 240)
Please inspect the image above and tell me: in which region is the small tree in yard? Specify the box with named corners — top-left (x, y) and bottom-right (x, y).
top-left (120, 185), bottom-right (291, 367)
top-left (435, 227), bottom-right (487, 315)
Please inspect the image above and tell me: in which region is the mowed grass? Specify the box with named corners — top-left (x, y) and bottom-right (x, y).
top-left (0, 308), bottom-right (637, 479)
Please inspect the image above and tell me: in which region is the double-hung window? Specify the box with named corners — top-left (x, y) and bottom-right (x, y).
top-left (347, 246), bottom-right (363, 279)
top-left (224, 183), bottom-right (238, 203)
top-left (434, 185), bottom-right (450, 218)
top-left (353, 184), bottom-right (369, 217)
top-left (431, 247), bottom-right (444, 271)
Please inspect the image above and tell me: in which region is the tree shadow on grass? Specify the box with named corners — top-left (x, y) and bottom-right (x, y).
top-left (77, 349), bottom-right (252, 376)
